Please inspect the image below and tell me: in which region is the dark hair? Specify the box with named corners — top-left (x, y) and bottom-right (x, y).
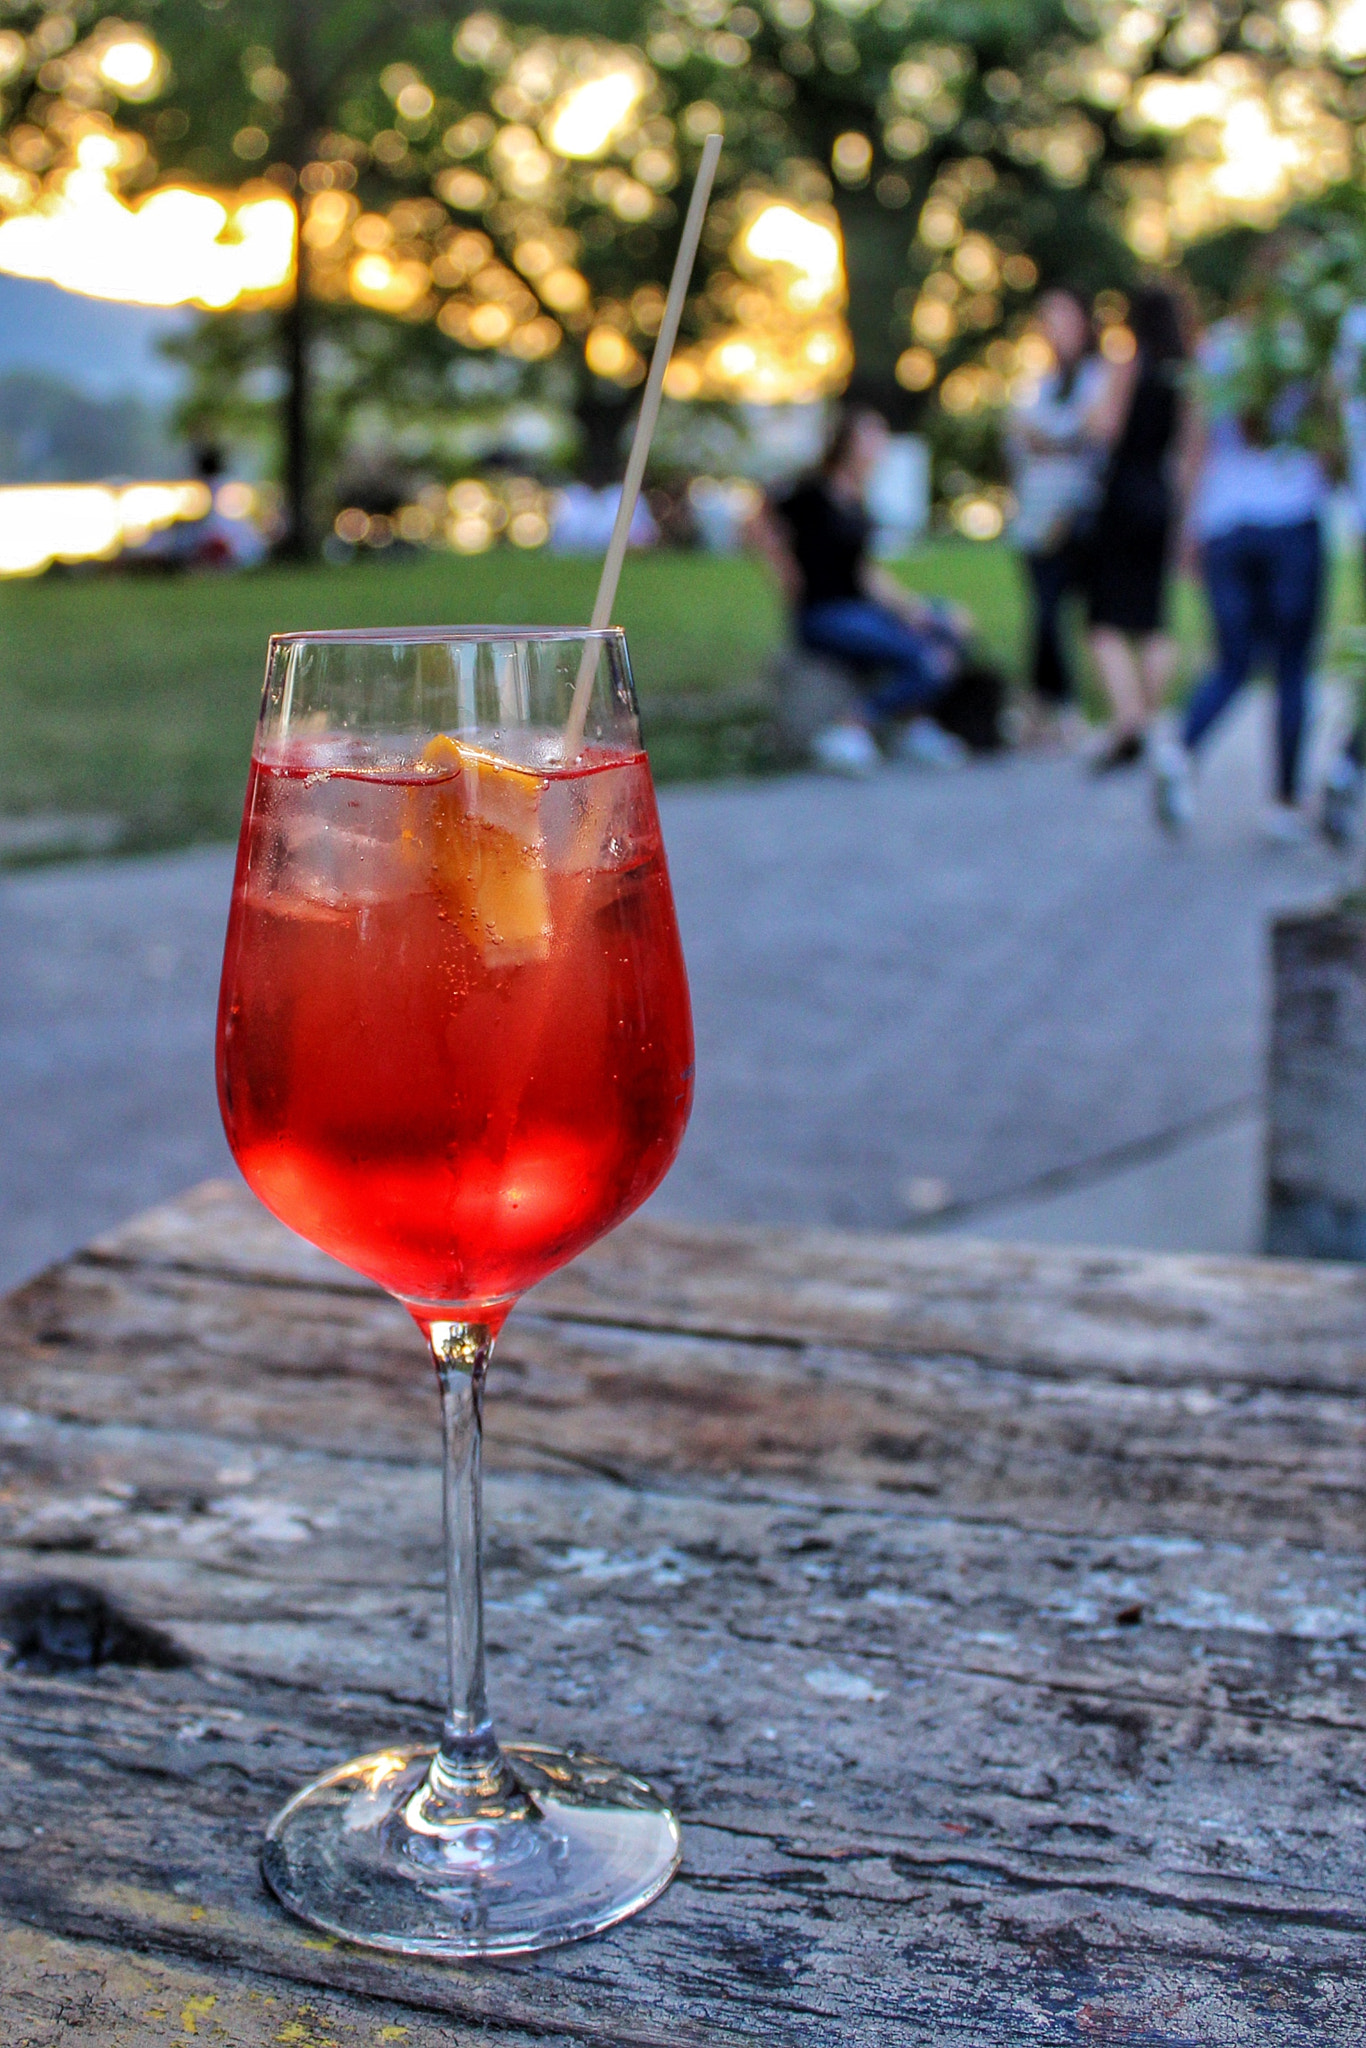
top-left (1129, 286), bottom-right (1186, 366)
top-left (1039, 288), bottom-right (1097, 399)
top-left (822, 404), bottom-right (886, 474)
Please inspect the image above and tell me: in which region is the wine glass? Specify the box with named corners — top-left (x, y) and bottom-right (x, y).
top-left (216, 626), bottom-right (694, 1956)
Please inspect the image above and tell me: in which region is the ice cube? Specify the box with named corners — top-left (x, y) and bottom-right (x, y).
top-left (538, 768), bottom-right (620, 875)
top-left (262, 773), bottom-right (415, 914)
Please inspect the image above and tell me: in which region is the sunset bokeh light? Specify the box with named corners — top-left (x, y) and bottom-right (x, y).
top-left (665, 197), bottom-right (852, 404)
top-left (0, 480), bottom-right (211, 577)
top-left (0, 154), bottom-right (294, 309)
top-left (544, 66), bottom-right (645, 159)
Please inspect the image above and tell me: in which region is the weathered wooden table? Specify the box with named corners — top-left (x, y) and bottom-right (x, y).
top-left (2, 1178), bottom-right (1365, 2044)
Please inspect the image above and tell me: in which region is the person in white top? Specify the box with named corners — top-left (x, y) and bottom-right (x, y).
top-left (1150, 313), bottom-right (1332, 843)
top-left (1008, 290), bottom-right (1110, 737)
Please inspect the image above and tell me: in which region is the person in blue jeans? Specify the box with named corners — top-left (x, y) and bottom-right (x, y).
top-left (749, 407), bottom-right (976, 771)
top-left (1150, 317), bottom-right (1331, 842)
top-left (1184, 520), bottom-right (1322, 800)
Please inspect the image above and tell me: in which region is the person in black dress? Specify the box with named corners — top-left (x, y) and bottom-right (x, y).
top-left (1084, 287), bottom-right (1196, 771)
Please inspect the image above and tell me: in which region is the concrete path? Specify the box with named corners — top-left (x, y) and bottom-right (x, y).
top-left (0, 847), bottom-right (237, 1292)
top-left (0, 688), bottom-right (1352, 1293)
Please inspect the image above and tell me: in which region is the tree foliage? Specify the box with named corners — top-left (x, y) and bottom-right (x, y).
top-left (0, 1), bottom-right (1363, 536)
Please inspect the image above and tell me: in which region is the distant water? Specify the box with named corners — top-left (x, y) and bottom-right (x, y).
top-left (0, 274), bottom-right (191, 401)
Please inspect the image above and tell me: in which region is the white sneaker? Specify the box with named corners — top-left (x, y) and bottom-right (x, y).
top-left (810, 721), bottom-right (880, 778)
top-left (1149, 733), bottom-right (1194, 833)
top-left (1259, 802), bottom-right (1311, 847)
top-left (893, 716), bottom-right (969, 770)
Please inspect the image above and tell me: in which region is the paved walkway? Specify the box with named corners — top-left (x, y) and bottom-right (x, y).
top-left (0, 689), bottom-right (1351, 1293)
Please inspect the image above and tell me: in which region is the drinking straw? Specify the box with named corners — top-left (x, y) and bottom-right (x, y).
top-left (562, 130), bottom-right (723, 757)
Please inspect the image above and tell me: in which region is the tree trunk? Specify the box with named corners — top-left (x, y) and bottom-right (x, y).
top-left (574, 371), bottom-right (634, 488)
top-left (278, 210), bottom-right (312, 562)
top-left (832, 187), bottom-right (924, 431)
top-left (276, 0), bottom-right (316, 562)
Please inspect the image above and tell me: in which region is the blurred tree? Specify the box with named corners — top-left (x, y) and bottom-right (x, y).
top-left (0, 1), bottom-right (788, 549)
top-left (602, 0), bottom-right (1366, 478)
top-left (0, 3), bottom-right (420, 551)
top-left (0, 0), bottom-right (1361, 542)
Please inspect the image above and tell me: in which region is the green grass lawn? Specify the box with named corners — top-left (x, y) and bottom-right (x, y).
top-left (0, 549), bottom-right (784, 853)
top-left (0, 537), bottom-right (1359, 858)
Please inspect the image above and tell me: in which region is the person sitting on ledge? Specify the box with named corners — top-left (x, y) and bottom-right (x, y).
top-left (748, 405), bottom-right (993, 775)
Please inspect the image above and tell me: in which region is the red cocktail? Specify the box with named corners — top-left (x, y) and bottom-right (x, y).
top-left (219, 736), bottom-right (692, 1325)
top-left (215, 626), bottom-right (693, 1959)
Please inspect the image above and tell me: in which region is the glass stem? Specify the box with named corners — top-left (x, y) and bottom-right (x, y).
top-left (408, 1323), bottom-right (532, 1829)
top-left (430, 1318), bottom-right (499, 1769)
top-left (434, 1322), bottom-right (496, 1762)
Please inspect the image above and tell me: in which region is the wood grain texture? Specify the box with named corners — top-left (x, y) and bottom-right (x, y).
top-left (2, 1178), bottom-right (1366, 2045)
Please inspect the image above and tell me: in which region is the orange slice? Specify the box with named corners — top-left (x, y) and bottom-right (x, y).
top-left (420, 734), bottom-right (551, 965)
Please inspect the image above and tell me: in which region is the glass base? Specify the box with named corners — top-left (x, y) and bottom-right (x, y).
top-left (260, 1742), bottom-right (681, 1958)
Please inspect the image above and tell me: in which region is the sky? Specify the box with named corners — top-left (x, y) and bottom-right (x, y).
top-left (0, 276), bottom-right (189, 401)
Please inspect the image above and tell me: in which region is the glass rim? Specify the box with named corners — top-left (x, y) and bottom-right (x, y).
top-left (267, 624), bottom-right (628, 652)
